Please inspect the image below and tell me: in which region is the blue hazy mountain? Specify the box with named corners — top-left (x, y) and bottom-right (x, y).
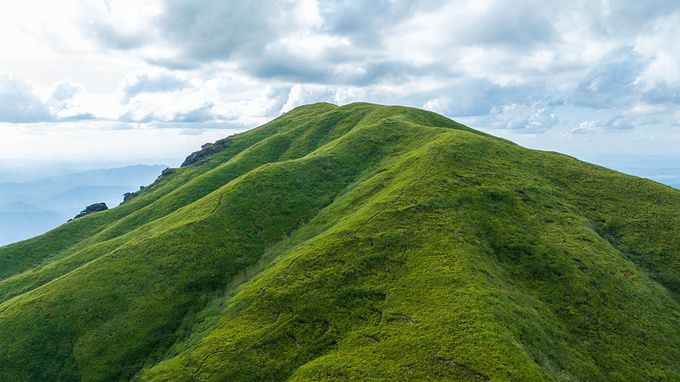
top-left (577, 154), bottom-right (680, 190)
top-left (0, 165), bottom-right (165, 245)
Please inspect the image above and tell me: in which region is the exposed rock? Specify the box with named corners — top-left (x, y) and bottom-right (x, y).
top-left (122, 168), bottom-right (176, 204)
top-left (71, 202), bottom-right (108, 220)
top-left (180, 138), bottom-right (230, 167)
top-left (122, 192), bottom-right (136, 203)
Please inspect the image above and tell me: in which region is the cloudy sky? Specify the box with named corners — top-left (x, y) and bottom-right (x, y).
top-left (1, 0), bottom-right (680, 168)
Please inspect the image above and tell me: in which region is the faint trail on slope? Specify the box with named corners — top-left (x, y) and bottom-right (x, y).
top-left (211, 195), bottom-right (224, 213)
top-left (432, 352), bottom-right (490, 381)
top-left (354, 146), bottom-right (443, 235)
top-left (363, 334), bottom-right (380, 342)
top-left (284, 257), bottom-right (301, 281)
top-left (394, 313), bottom-right (414, 324)
top-left (288, 334), bottom-right (302, 347)
top-left (354, 186), bottom-right (406, 234)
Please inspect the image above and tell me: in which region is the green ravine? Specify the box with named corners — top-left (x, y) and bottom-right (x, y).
top-left (1, 102), bottom-right (679, 381)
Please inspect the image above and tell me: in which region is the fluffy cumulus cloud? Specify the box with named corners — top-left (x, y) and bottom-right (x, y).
top-left (65, 2), bottom-right (680, 120)
top-left (0, 73), bottom-right (52, 123)
top-left (46, 80), bottom-right (96, 121)
top-left (571, 121), bottom-right (603, 135)
top-left (4, 0), bottom-right (680, 161)
top-left (481, 104), bottom-right (559, 133)
top-left (0, 74), bottom-right (98, 123)
top-left (572, 116), bottom-right (635, 135)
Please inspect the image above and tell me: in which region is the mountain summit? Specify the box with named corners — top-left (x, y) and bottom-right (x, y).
top-left (1, 103), bottom-right (679, 381)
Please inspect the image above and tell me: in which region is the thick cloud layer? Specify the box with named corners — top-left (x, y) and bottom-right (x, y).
top-left (2, 0), bottom-right (680, 161)
top-left (84, 1), bottom-right (680, 121)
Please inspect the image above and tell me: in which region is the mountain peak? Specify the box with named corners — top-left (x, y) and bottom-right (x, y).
top-left (1, 103), bottom-right (679, 381)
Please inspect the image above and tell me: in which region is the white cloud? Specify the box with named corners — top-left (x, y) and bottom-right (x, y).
top-left (78, 0), bottom-right (162, 50)
top-left (624, 103), bottom-right (667, 117)
top-left (0, 73), bottom-right (52, 123)
top-left (281, 84), bottom-right (335, 113)
top-left (482, 103), bottom-right (558, 133)
top-left (570, 116), bottom-right (636, 135)
top-left (120, 70), bottom-right (192, 103)
top-left (2, 0), bottom-right (680, 164)
top-left (423, 99), bottom-right (445, 114)
top-left (672, 111), bottom-right (680, 126)
top-left (571, 46), bottom-right (646, 109)
top-left (46, 80), bottom-right (98, 121)
top-left (0, 0), bottom-right (85, 60)
top-left (635, 13), bottom-right (680, 89)
top-left (571, 121), bottom-right (602, 135)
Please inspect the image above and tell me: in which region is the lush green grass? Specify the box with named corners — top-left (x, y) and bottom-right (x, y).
top-left (1, 102), bottom-right (679, 381)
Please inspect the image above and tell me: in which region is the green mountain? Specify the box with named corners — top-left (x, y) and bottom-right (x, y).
top-left (1, 103), bottom-right (679, 381)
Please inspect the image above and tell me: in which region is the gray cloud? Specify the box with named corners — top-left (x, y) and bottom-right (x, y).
top-left (0, 76), bottom-right (99, 123)
top-left (80, 1), bottom-right (674, 91)
top-left (172, 103), bottom-right (215, 123)
top-left (46, 80), bottom-right (87, 119)
top-left (641, 85), bottom-right (680, 105)
top-left (85, 1), bottom-right (453, 85)
top-left (119, 109), bottom-right (153, 124)
top-left (571, 47), bottom-right (647, 109)
top-left (247, 58), bottom-right (330, 84)
top-left (82, 21), bottom-right (148, 51)
top-left (0, 74), bottom-right (52, 123)
top-left (431, 80), bottom-right (552, 117)
top-left (150, 1), bottom-right (294, 67)
top-left (248, 55), bottom-right (448, 86)
top-left (121, 102), bottom-right (217, 124)
top-left (5, 0), bottom-right (680, 166)
top-left (78, 1), bottom-right (151, 51)
top-left (571, 122), bottom-right (601, 135)
top-left (673, 112), bottom-right (680, 126)
top-left (571, 115), bottom-right (636, 135)
top-left (601, 116), bottom-right (635, 131)
top-left (59, 113), bottom-right (97, 122)
top-left (484, 104), bottom-right (558, 133)
top-left (63, 0), bottom-right (680, 137)
top-left (50, 81), bottom-right (81, 103)
top-left (449, 1), bottom-right (557, 49)
top-left (598, 0), bottom-right (680, 36)
top-left (151, 0), bottom-right (441, 68)
top-left (323, 0), bottom-right (442, 46)
top-left (122, 72), bottom-right (192, 103)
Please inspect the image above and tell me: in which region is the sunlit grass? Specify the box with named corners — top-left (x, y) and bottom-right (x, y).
top-left (0, 103), bottom-right (679, 381)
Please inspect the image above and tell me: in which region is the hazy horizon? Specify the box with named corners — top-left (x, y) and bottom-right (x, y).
top-left (1, 1), bottom-right (680, 170)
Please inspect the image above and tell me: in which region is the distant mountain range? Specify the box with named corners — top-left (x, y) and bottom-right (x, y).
top-left (0, 165), bottom-right (166, 245)
top-left (0, 103), bottom-right (679, 381)
top-left (576, 154), bottom-right (680, 190)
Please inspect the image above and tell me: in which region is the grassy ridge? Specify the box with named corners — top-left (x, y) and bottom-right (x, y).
top-left (138, 126), bottom-right (680, 381)
top-left (0, 103), bottom-right (679, 381)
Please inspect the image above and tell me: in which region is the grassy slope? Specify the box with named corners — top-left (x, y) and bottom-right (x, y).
top-left (0, 103), bottom-right (679, 381)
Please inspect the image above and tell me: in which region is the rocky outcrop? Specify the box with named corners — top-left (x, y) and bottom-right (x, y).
top-left (122, 168), bottom-right (175, 204)
top-left (180, 138), bottom-right (230, 167)
top-left (71, 202), bottom-right (108, 220)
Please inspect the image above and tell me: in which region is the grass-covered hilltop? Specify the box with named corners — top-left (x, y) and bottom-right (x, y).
top-left (1, 102), bottom-right (680, 381)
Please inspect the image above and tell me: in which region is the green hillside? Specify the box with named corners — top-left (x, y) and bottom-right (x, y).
top-left (1, 102), bottom-right (679, 381)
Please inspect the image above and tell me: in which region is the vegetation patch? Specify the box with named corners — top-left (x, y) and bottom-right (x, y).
top-left (0, 102), bottom-right (679, 381)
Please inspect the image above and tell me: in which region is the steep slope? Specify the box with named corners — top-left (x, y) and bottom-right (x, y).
top-left (0, 103), bottom-right (679, 381)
